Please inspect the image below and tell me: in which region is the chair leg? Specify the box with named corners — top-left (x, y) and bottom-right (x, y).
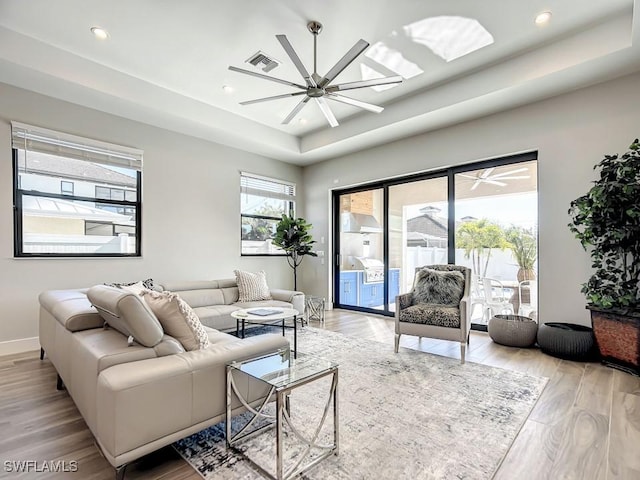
top-left (56, 374), bottom-right (65, 391)
top-left (460, 343), bottom-right (466, 364)
top-left (394, 334), bottom-right (400, 353)
top-left (40, 347), bottom-right (45, 360)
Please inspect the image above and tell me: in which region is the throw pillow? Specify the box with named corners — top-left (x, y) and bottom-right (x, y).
top-left (412, 268), bottom-right (465, 306)
top-left (141, 290), bottom-right (210, 351)
top-left (234, 270), bottom-right (272, 302)
top-left (105, 278), bottom-right (155, 290)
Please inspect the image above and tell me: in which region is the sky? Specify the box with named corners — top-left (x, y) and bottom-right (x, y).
top-left (407, 192), bottom-right (538, 229)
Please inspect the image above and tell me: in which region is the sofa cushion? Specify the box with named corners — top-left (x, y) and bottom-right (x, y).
top-left (399, 304), bottom-right (461, 328)
top-left (234, 270), bottom-right (272, 302)
top-left (38, 290), bottom-right (104, 332)
top-left (87, 285), bottom-right (164, 347)
top-left (234, 300), bottom-right (293, 310)
top-left (142, 290), bottom-right (210, 351)
top-left (412, 268), bottom-right (464, 306)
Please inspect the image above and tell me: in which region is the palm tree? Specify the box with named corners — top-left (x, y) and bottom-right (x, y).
top-left (456, 219), bottom-right (510, 277)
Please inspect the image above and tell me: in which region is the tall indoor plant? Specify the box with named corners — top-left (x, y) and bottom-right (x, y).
top-left (568, 138), bottom-right (640, 375)
top-left (272, 214), bottom-right (317, 290)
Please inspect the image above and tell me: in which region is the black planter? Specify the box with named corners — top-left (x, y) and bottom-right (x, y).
top-left (537, 322), bottom-right (597, 361)
top-left (589, 307), bottom-right (640, 376)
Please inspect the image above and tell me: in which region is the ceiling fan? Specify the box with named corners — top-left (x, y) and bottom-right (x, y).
top-left (228, 21), bottom-right (403, 128)
top-left (459, 167), bottom-right (530, 190)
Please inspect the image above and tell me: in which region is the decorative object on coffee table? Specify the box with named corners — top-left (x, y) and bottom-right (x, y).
top-left (488, 314), bottom-right (537, 347)
top-left (537, 322), bottom-right (596, 361)
top-left (568, 138), bottom-right (640, 375)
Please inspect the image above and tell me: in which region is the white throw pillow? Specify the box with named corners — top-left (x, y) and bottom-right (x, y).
top-left (234, 270), bottom-right (272, 302)
top-left (141, 290), bottom-right (210, 351)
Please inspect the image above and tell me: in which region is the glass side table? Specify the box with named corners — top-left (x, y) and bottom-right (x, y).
top-left (226, 349), bottom-right (339, 480)
top-left (305, 295), bottom-right (325, 324)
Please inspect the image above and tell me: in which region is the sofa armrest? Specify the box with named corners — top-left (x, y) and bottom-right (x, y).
top-left (270, 288), bottom-right (305, 314)
top-left (96, 333), bottom-right (290, 465)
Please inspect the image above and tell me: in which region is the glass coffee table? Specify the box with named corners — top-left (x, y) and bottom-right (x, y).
top-left (231, 308), bottom-right (299, 358)
top-left (226, 349), bottom-right (339, 480)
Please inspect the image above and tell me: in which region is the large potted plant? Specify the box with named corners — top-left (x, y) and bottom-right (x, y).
top-left (272, 214), bottom-right (317, 290)
top-left (568, 138), bottom-right (640, 375)
top-left (506, 226), bottom-right (537, 282)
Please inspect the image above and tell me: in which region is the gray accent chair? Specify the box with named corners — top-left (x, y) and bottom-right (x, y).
top-left (394, 265), bottom-right (472, 363)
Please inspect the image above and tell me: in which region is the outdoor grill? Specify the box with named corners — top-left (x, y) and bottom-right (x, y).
top-left (354, 257), bottom-right (384, 284)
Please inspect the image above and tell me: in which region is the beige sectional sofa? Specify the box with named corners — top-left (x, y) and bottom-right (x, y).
top-left (38, 278), bottom-right (303, 479)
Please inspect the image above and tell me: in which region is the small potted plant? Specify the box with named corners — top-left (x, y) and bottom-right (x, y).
top-left (568, 138), bottom-right (640, 375)
top-left (272, 214), bottom-right (317, 290)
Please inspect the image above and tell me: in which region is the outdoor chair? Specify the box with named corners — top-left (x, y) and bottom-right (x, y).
top-left (482, 277), bottom-right (514, 320)
top-left (394, 264), bottom-right (471, 363)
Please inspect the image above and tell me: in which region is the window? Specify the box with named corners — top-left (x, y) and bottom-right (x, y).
top-left (240, 172), bottom-right (295, 255)
top-left (11, 122), bottom-right (143, 257)
top-left (61, 181), bottom-right (74, 195)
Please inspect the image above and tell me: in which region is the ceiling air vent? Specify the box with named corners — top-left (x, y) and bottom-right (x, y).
top-left (245, 51), bottom-right (280, 72)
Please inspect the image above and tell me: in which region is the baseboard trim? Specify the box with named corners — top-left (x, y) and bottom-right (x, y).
top-left (0, 337), bottom-right (40, 356)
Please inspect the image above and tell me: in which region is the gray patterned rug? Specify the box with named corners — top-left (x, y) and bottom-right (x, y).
top-left (174, 327), bottom-right (547, 480)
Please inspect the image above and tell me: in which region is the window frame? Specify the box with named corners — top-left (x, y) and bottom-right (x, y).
top-left (12, 149), bottom-right (143, 258)
top-left (240, 172), bottom-right (295, 256)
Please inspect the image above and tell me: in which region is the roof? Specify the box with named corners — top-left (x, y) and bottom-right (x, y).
top-left (19, 152), bottom-right (137, 187)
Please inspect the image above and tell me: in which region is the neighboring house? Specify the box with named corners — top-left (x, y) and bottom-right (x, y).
top-left (17, 152), bottom-right (137, 253)
top-left (406, 207), bottom-right (448, 248)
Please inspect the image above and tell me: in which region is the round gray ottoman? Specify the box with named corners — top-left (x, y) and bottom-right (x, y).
top-left (488, 314), bottom-right (538, 347)
top-left (537, 322), bottom-right (596, 360)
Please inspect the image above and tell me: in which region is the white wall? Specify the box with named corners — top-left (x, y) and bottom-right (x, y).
top-left (0, 83), bottom-right (302, 347)
top-left (300, 71), bottom-right (640, 327)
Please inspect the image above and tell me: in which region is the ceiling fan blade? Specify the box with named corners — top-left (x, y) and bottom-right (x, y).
top-left (319, 39), bottom-right (369, 88)
top-left (276, 35), bottom-right (316, 87)
top-left (326, 76), bottom-right (403, 92)
top-left (480, 168), bottom-right (495, 179)
top-left (240, 91), bottom-right (307, 106)
top-left (470, 180), bottom-right (482, 191)
top-left (489, 176), bottom-right (530, 180)
top-left (281, 96), bottom-right (311, 125)
top-left (458, 173), bottom-right (478, 180)
top-left (489, 168), bottom-right (529, 179)
top-left (314, 97), bottom-right (339, 127)
top-left (326, 93), bottom-right (384, 113)
top-left (228, 66), bottom-right (306, 90)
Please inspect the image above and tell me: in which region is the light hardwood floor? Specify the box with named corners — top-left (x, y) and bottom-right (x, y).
top-left (1, 309), bottom-right (639, 480)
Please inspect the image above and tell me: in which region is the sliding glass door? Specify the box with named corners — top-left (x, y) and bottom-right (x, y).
top-left (333, 153), bottom-right (538, 323)
top-left (335, 188), bottom-right (385, 309)
top-left (454, 160), bottom-right (538, 328)
top-left (388, 176), bottom-right (449, 311)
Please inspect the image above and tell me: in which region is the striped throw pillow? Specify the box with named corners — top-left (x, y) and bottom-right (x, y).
top-left (234, 270), bottom-right (272, 302)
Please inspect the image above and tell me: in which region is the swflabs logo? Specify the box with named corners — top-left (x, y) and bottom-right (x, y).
top-left (3, 460), bottom-right (79, 473)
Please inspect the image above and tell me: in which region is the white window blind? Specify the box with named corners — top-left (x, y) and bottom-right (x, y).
top-left (11, 122), bottom-right (143, 171)
top-left (240, 172), bottom-right (296, 202)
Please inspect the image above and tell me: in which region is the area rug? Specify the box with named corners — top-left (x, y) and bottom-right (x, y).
top-left (174, 327), bottom-right (547, 480)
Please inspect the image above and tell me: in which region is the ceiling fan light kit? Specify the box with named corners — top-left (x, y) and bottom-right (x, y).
top-left (229, 21), bottom-right (403, 127)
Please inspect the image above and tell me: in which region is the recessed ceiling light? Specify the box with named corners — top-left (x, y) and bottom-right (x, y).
top-left (535, 11), bottom-right (552, 25)
top-left (90, 26), bottom-right (109, 40)
top-left (222, 85), bottom-right (234, 94)
top-left (298, 118), bottom-right (308, 125)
